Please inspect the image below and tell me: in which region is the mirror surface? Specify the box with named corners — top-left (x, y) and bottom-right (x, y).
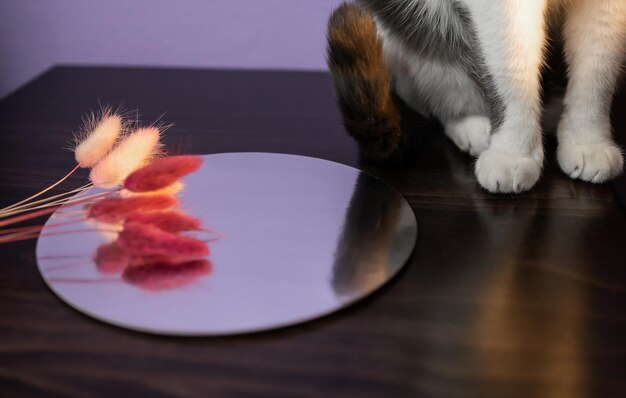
top-left (37, 153), bottom-right (417, 335)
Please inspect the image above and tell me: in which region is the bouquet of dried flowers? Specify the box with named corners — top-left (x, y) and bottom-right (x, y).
top-left (0, 108), bottom-right (214, 290)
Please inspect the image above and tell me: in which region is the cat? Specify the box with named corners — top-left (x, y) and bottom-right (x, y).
top-left (327, 0), bottom-right (626, 193)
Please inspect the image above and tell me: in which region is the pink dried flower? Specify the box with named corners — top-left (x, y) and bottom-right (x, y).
top-left (94, 241), bottom-right (130, 274)
top-left (122, 259), bottom-right (212, 291)
top-left (117, 222), bottom-right (209, 257)
top-left (124, 211), bottom-right (203, 233)
top-left (124, 155), bottom-right (203, 192)
top-left (87, 195), bottom-right (179, 224)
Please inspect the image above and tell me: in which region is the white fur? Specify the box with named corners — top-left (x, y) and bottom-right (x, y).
top-left (375, 0), bottom-right (626, 193)
top-left (445, 116), bottom-right (492, 156)
top-left (557, 0), bottom-right (626, 182)
top-left (465, 0), bottom-right (547, 193)
top-left (378, 20), bottom-right (492, 156)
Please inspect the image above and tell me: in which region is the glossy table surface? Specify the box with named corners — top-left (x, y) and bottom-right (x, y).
top-left (0, 66), bottom-right (625, 397)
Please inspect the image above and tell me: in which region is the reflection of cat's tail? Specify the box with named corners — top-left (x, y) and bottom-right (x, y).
top-left (327, 3), bottom-right (402, 160)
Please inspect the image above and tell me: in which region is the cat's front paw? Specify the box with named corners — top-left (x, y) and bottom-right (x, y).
top-left (557, 141), bottom-right (624, 183)
top-left (475, 149), bottom-right (542, 193)
top-left (444, 116), bottom-right (491, 156)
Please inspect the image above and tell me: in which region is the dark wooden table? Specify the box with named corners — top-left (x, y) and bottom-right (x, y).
top-left (1, 66), bottom-right (625, 398)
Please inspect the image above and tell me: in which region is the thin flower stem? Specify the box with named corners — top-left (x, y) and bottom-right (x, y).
top-left (0, 190), bottom-right (109, 220)
top-left (0, 229), bottom-right (42, 243)
top-left (0, 207), bottom-right (63, 229)
top-left (0, 193), bottom-right (110, 228)
top-left (47, 277), bottom-right (120, 284)
top-left (0, 202), bottom-right (65, 219)
top-left (0, 225), bottom-right (43, 236)
top-left (51, 211), bottom-right (87, 219)
top-left (25, 190), bottom-right (108, 211)
top-left (0, 164), bottom-right (81, 213)
top-left (0, 183), bottom-right (93, 218)
top-left (0, 227), bottom-right (120, 244)
top-left (2, 183), bottom-right (92, 211)
top-left (39, 254), bottom-right (92, 260)
top-left (41, 228), bottom-right (120, 236)
top-left (0, 217), bottom-right (88, 236)
top-left (43, 261), bottom-right (92, 272)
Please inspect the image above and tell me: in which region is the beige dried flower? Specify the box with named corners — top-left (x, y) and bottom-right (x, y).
top-left (74, 109), bottom-right (124, 168)
top-left (89, 127), bottom-right (161, 188)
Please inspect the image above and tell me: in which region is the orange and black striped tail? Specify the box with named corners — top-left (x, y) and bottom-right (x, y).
top-left (327, 2), bottom-right (403, 160)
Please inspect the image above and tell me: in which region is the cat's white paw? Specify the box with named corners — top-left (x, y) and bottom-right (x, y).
top-left (444, 116), bottom-right (491, 156)
top-left (557, 141), bottom-right (624, 183)
top-left (475, 149), bottom-right (542, 193)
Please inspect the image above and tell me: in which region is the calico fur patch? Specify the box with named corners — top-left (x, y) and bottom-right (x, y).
top-left (327, 3), bottom-right (403, 159)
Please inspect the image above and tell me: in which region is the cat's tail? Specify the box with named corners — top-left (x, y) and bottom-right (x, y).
top-left (327, 2), bottom-right (403, 159)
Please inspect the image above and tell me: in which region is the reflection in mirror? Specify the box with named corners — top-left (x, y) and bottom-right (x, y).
top-left (333, 173), bottom-right (415, 296)
top-left (37, 153), bottom-right (417, 335)
top-left (44, 155), bottom-right (216, 292)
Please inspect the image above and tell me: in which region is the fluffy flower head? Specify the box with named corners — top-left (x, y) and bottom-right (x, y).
top-left (89, 127), bottom-right (161, 188)
top-left (74, 111), bottom-right (123, 168)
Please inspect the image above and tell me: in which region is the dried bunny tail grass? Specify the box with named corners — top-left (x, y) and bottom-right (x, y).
top-left (86, 194), bottom-right (180, 224)
top-left (122, 259), bottom-right (211, 291)
top-left (89, 126), bottom-right (162, 188)
top-left (124, 155), bottom-right (203, 192)
top-left (95, 241), bottom-right (130, 274)
top-left (71, 106), bottom-right (133, 166)
top-left (74, 113), bottom-right (123, 168)
top-left (120, 181), bottom-right (184, 198)
top-left (124, 210), bottom-right (203, 233)
top-left (117, 222), bottom-right (209, 257)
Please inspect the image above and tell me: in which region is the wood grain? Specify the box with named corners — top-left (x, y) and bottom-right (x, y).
top-left (0, 66), bottom-right (625, 398)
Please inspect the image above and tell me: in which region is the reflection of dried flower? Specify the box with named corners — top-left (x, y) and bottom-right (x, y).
top-left (90, 127), bottom-right (161, 188)
top-left (117, 222), bottom-right (209, 257)
top-left (122, 259), bottom-right (212, 291)
top-left (124, 155), bottom-right (203, 192)
top-left (87, 195), bottom-right (179, 224)
top-left (95, 241), bottom-right (130, 274)
top-left (128, 254), bottom-right (197, 267)
top-left (75, 113), bottom-right (123, 168)
top-left (121, 181), bottom-right (184, 197)
top-left (124, 211), bottom-right (202, 233)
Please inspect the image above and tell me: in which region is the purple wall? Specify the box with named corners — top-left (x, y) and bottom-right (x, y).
top-left (0, 0), bottom-right (338, 98)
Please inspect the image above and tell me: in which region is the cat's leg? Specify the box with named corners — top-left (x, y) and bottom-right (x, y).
top-left (557, 0), bottom-right (626, 183)
top-left (443, 116), bottom-right (492, 157)
top-left (382, 31), bottom-right (491, 156)
top-left (394, 63), bottom-right (491, 156)
top-left (464, 0), bottom-right (548, 193)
